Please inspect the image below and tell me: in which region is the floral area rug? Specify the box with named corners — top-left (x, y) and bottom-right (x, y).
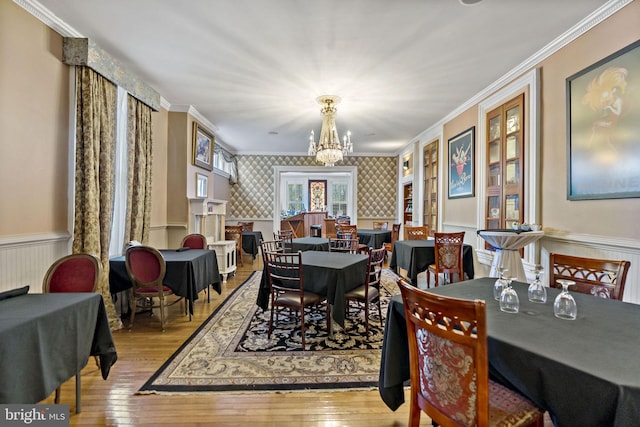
top-left (138, 269), bottom-right (400, 394)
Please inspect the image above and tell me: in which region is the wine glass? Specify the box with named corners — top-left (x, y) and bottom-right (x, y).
top-left (554, 279), bottom-right (577, 320)
top-left (527, 265), bottom-right (547, 303)
top-left (500, 277), bottom-right (519, 313)
top-left (493, 267), bottom-right (508, 300)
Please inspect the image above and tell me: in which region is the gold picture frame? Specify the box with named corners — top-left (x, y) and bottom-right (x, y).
top-left (192, 122), bottom-right (214, 171)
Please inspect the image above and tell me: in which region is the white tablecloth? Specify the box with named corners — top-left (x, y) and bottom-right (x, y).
top-left (478, 230), bottom-right (544, 282)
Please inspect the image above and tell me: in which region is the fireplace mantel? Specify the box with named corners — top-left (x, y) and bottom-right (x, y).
top-left (188, 198), bottom-right (227, 242)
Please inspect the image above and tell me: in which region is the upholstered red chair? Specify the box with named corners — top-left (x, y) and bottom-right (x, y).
top-left (396, 278), bottom-right (545, 427)
top-left (427, 231), bottom-right (465, 287)
top-left (42, 253), bottom-right (102, 404)
top-left (125, 245), bottom-right (182, 331)
top-left (180, 233), bottom-right (207, 249)
top-left (180, 233), bottom-right (213, 302)
top-left (345, 247), bottom-right (386, 339)
top-left (42, 253), bottom-right (102, 293)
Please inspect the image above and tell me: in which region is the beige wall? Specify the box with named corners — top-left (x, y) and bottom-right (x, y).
top-left (435, 1), bottom-right (640, 241)
top-left (0, 1), bottom-right (70, 236)
top-left (537, 1), bottom-right (640, 239)
top-left (441, 106), bottom-right (479, 227)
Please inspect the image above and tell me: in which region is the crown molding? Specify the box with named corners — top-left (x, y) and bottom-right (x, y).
top-left (411, 0), bottom-right (633, 145)
top-left (13, 0), bottom-right (83, 37)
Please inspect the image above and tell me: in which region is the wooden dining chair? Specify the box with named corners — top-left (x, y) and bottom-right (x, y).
top-left (42, 252), bottom-right (102, 405)
top-left (396, 277), bottom-right (545, 427)
top-left (261, 238), bottom-right (289, 254)
top-left (263, 250), bottom-right (329, 350)
top-left (548, 253), bottom-right (630, 301)
top-left (336, 224), bottom-right (368, 253)
top-left (405, 225), bottom-right (429, 240)
top-left (238, 221), bottom-right (254, 232)
top-left (273, 230), bottom-right (294, 251)
top-left (322, 218), bottom-right (337, 238)
top-left (181, 233), bottom-right (207, 249)
top-left (344, 247), bottom-right (386, 339)
top-left (328, 237), bottom-right (359, 253)
top-left (383, 223), bottom-right (402, 256)
top-left (427, 231), bottom-right (465, 287)
top-left (225, 225), bottom-right (244, 267)
top-left (372, 221), bottom-right (389, 230)
top-left (125, 245), bottom-right (183, 331)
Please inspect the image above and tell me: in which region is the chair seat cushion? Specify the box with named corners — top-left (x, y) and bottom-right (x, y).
top-left (136, 285), bottom-right (173, 294)
top-left (488, 379), bottom-right (543, 426)
top-left (274, 290), bottom-right (324, 308)
top-left (344, 285), bottom-right (379, 301)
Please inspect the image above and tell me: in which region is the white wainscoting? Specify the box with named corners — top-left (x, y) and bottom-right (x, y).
top-left (0, 233), bottom-right (71, 293)
top-left (540, 232), bottom-right (640, 305)
top-left (442, 225), bottom-right (640, 305)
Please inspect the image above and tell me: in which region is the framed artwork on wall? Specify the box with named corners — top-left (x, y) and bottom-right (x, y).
top-left (448, 126), bottom-right (475, 199)
top-left (566, 39), bottom-right (640, 200)
top-left (192, 122), bottom-right (214, 171)
top-left (309, 180), bottom-right (327, 212)
top-left (196, 173), bottom-right (208, 198)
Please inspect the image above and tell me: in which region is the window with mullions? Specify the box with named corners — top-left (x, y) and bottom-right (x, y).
top-left (287, 183), bottom-right (305, 213)
top-left (331, 183), bottom-right (348, 217)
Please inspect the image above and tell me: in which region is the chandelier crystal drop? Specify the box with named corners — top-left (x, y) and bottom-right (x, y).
top-left (307, 95), bottom-right (353, 167)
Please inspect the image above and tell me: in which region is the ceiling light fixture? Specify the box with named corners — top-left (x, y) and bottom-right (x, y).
top-left (308, 95), bottom-right (353, 167)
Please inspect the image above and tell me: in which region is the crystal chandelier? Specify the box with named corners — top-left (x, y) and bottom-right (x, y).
top-left (307, 95), bottom-right (353, 167)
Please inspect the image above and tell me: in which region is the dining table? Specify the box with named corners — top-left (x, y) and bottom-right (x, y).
top-left (289, 237), bottom-right (330, 252)
top-left (242, 231), bottom-right (263, 259)
top-left (389, 239), bottom-right (475, 284)
top-left (478, 229), bottom-right (544, 282)
top-left (378, 277), bottom-right (640, 427)
top-left (357, 229), bottom-right (392, 249)
top-left (256, 250), bottom-right (368, 328)
top-left (109, 248), bottom-right (221, 317)
top-left (0, 291), bottom-right (117, 412)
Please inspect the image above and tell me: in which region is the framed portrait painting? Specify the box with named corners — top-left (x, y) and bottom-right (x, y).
top-left (448, 126), bottom-right (475, 199)
top-left (192, 122), bottom-right (214, 171)
top-left (566, 39), bottom-right (640, 200)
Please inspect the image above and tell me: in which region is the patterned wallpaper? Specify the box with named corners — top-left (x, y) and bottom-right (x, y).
top-left (229, 155), bottom-right (397, 219)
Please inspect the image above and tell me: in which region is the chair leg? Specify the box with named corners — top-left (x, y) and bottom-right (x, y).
top-left (159, 296), bottom-right (166, 332)
top-left (300, 308), bottom-right (306, 350)
top-left (364, 300), bottom-right (370, 339)
top-left (128, 290), bottom-right (136, 329)
top-left (54, 387), bottom-right (60, 404)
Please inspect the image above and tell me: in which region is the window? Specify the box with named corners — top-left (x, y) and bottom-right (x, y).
top-left (276, 167), bottom-right (357, 224)
top-left (331, 182), bottom-right (348, 217)
top-left (286, 182), bottom-right (305, 214)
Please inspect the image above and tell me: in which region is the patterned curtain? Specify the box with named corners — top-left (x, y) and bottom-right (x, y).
top-left (73, 66), bottom-right (122, 330)
top-left (124, 95), bottom-right (153, 244)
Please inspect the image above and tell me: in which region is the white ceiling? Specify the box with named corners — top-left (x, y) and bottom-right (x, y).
top-left (30, 0), bottom-right (610, 155)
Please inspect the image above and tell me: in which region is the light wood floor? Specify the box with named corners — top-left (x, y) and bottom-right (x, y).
top-left (43, 253), bottom-right (427, 426)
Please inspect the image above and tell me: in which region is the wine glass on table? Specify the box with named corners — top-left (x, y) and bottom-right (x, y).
top-left (528, 265), bottom-right (547, 303)
top-left (500, 277), bottom-right (519, 313)
top-left (493, 267), bottom-right (508, 300)
top-left (554, 279), bottom-right (577, 320)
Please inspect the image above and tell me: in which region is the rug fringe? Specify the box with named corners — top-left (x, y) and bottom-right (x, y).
top-left (135, 387), bottom-right (378, 396)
